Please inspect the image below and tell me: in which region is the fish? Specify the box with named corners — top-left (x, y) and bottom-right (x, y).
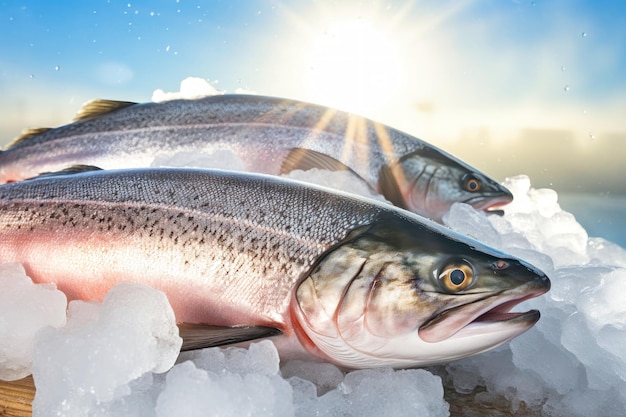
top-left (0, 167), bottom-right (549, 368)
top-left (0, 95), bottom-right (513, 223)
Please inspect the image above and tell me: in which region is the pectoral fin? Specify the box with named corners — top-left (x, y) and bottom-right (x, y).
top-left (27, 165), bottom-right (104, 181)
top-left (177, 323), bottom-right (282, 351)
top-left (281, 148), bottom-right (351, 174)
top-left (378, 164), bottom-right (407, 209)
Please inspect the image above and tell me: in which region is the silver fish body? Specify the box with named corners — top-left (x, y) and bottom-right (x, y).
top-left (0, 168), bottom-right (548, 368)
top-left (0, 95), bottom-right (513, 222)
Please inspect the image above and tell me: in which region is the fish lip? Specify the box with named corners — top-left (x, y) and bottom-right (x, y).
top-left (465, 193), bottom-right (513, 214)
top-left (417, 281), bottom-right (549, 343)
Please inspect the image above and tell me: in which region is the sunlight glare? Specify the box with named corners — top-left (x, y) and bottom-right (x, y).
top-left (306, 20), bottom-right (403, 114)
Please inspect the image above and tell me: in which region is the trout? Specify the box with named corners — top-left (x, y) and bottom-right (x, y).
top-left (0, 95), bottom-right (512, 222)
top-left (0, 168), bottom-right (548, 368)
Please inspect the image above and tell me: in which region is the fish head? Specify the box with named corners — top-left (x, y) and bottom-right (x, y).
top-left (291, 215), bottom-right (550, 368)
top-left (381, 149), bottom-right (513, 222)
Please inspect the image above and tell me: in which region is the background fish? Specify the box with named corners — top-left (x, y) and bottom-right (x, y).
top-left (0, 168), bottom-right (548, 368)
top-left (0, 95), bottom-right (512, 222)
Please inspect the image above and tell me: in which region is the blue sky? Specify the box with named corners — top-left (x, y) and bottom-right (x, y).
top-left (1, 0), bottom-right (625, 162)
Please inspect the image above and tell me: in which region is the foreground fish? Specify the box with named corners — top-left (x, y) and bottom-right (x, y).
top-left (0, 95), bottom-right (512, 222)
top-left (0, 168), bottom-right (548, 368)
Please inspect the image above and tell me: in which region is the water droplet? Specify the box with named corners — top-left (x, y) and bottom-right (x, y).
top-left (561, 65), bottom-right (566, 72)
top-left (29, 74), bottom-right (34, 79)
top-left (150, 11), bottom-right (154, 17)
top-left (165, 45), bottom-right (170, 52)
top-left (581, 31), bottom-right (587, 38)
top-left (563, 85), bottom-right (570, 92)
top-left (54, 65), bottom-right (60, 71)
top-left (589, 132), bottom-right (595, 141)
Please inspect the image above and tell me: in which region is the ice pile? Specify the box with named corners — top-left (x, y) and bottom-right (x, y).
top-left (150, 76), bottom-right (257, 103)
top-left (152, 77), bottom-right (222, 102)
top-left (0, 173), bottom-right (624, 416)
top-left (442, 175), bottom-right (626, 416)
top-left (0, 263), bottom-right (66, 381)
top-left (30, 283), bottom-right (181, 416)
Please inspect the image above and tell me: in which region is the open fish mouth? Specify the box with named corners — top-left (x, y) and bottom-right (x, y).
top-left (464, 195), bottom-right (513, 216)
top-left (418, 284), bottom-right (548, 343)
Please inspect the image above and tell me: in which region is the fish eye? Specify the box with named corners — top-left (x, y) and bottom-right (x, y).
top-left (462, 174), bottom-right (482, 193)
top-left (438, 261), bottom-right (475, 292)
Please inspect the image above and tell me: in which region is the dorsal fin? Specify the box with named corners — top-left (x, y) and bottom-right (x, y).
top-left (177, 323), bottom-right (282, 351)
top-left (6, 127), bottom-right (53, 149)
top-left (73, 99), bottom-right (137, 122)
top-left (378, 164), bottom-right (408, 209)
top-left (27, 165), bottom-right (104, 181)
top-left (280, 148), bottom-right (351, 174)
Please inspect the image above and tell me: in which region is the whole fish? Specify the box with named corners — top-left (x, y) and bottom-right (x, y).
top-left (0, 168), bottom-right (548, 368)
top-left (0, 95), bottom-right (512, 222)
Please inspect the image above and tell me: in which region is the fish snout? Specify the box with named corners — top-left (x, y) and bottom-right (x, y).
top-left (491, 257), bottom-right (551, 296)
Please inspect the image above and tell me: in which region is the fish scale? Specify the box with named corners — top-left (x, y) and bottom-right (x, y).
top-left (0, 94), bottom-right (513, 222)
top-left (0, 168), bottom-right (549, 368)
top-left (0, 169), bottom-right (380, 325)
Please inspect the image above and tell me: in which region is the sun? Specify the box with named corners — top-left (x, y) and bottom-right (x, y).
top-left (306, 19), bottom-right (403, 115)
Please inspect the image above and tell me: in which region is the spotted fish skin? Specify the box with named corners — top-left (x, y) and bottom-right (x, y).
top-left (0, 168), bottom-right (381, 327)
top-left (0, 95), bottom-right (512, 222)
top-left (0, 168), bottom-right (547, 368)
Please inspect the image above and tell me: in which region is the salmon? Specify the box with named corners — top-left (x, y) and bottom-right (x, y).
top-left (0, 95), bottom-right (513, 222)
top-left (0, 168), bottom-right (548, 368)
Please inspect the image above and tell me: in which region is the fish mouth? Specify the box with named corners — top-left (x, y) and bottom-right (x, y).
top-left (418, 283), bottom-right (548, 343)
top-left (465, 194), bottom-right (513, 216)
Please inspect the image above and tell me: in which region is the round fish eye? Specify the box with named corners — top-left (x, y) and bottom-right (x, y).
top-left (438, 261), bottom-right (475, 292)
top-left (462, 174), bottom-right (482, 192)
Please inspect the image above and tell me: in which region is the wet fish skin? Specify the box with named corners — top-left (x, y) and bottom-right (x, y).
top-left (0, 95), bottom-right (512, 222)
top-left (0, 168), bottom-right (548, 368)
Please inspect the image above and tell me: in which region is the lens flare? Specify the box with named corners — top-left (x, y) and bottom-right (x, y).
top-left (306, 20), bottom-right (402, 114)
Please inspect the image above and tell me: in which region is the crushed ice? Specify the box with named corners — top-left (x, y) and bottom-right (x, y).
top-left (0, 173), bottom-right (624, 416)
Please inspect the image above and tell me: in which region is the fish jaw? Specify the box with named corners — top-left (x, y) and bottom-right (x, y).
top-left (417, 280), bottom-right (548, 343)
top-left (464, 188), bottom-right (514, 214)
top-left (291, 215), bottom-right (550, 368)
